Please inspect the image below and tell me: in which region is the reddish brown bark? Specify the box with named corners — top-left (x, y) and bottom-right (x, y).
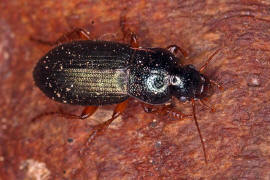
top-left (1, 0), bottom-right (270, 179)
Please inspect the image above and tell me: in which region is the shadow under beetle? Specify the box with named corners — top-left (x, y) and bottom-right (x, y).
top-left (33, 28), bottom-right (221, 163)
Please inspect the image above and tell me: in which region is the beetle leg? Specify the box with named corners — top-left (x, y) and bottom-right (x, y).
top-left (120, 14), bottom-right (131, 41)
top-left (130, 32), bottom-right (139, 48)
top-left (80, 106), bottom-right (99, 119)
top-left (141, 103), bottom-right (159, 113)
top-left (84, 100), bottom-right (129, 147)
top-left (141, 103), bottom-right (192, 120)
top-left (31, 28), bottom-right (91, 46)
top-left (167, 45), bottom-right (188, 57)
top-left (163, 107), bottom-right (192, 120)
top-left (121, 28), bottom-right (139, 48)
top-left (55, 28), bottom-right (91, 42)
top-left (159, 105), bottom-right (192, 120)
top-left (120, 15), bottom-right (139, 48)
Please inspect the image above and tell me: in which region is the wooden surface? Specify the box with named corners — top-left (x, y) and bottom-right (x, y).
top-left (1, 0), bottom-right (270, 179)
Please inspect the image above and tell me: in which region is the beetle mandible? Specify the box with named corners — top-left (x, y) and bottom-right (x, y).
top-left (33, 28), bottom-right (220, 163)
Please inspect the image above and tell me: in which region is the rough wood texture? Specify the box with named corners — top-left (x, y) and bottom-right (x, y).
top-left (1, 0), bottom-right (270, 179)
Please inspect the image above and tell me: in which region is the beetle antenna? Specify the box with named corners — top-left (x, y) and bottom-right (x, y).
top-left (191, 99), bottom-right (208, 164)
top-left (199, 49), bottom-right (221, 73)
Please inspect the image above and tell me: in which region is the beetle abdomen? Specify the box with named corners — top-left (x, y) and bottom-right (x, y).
top-left (33, 41), bottom-right (131, 105)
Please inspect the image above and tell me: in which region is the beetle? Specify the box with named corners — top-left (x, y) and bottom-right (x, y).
top-left (33, 28), bottom-right (220, 163)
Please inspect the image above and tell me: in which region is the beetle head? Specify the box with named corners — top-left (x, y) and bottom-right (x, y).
top-left (169, 65), bottom-right (213, 102)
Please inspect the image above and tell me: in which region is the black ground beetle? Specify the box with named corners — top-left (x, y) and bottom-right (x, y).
top-left (33, 28), bottom-right (220, 163)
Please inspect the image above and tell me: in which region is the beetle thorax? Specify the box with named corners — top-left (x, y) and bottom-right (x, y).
top-left (169, 65), bottom-right (211, 102)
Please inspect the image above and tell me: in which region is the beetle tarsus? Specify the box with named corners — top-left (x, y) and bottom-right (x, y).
top-left (141, 103), bottom-right (192, 120)
top-left (166, 108), bottom-right (192, 120)
top-left (80, 106), bottom-right (99, 119)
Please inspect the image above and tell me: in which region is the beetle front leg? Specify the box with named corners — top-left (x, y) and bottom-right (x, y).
top-left (141, 103), bottom-right (160, 113)
top-left (141, 103), bottom-right (192, 120)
